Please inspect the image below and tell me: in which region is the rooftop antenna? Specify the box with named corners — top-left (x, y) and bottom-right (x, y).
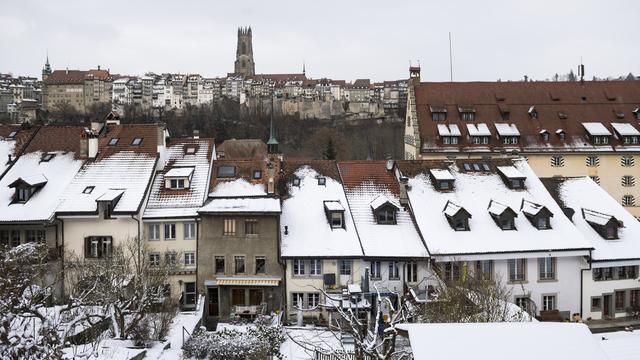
top-left (449, 32), bottom-right (453, 82)
top-left (578, 57), bottom-right (585, 84)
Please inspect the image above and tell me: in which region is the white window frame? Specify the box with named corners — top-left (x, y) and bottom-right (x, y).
top-left (183, 222), bottom-right (196, 240)
top-left (148, 223), bottom-right (160, 241)
top-left (542, 294), bottom-right (557, 311)
top-left (309, 259), bottom-right (322, 276)
top-left (293, 259), bottom-right (305, 276)
top-left (370, 261), bottom-right (381, 279)
top-left (164, 223), bottom-right (176, 240)
top-left (184, 251), bottom-right (196, 266)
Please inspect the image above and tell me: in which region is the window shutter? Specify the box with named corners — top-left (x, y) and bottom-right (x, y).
top-left (84, 237), bottom-right (90, 258)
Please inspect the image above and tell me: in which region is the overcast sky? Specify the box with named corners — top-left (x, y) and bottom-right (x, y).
top-left (1, 0), bottom-right (638, 82)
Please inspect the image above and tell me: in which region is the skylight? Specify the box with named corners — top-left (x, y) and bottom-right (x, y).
top-left (108, 138), bottom-right (119, 146)
top-left (8, 131), bottom-right (18, 138)
top-left (131, 137), bottom-right (143, 146)
top-left (83, 186), bottom-right (95, 194)
top-left (318, 177), bottom-right (326, 186)
top-left (217, 165), bottom-right (235, 178)
top-left (185, 146), bottom-right (196, 154)
top-left (41, 153), bottom-right (55, 162)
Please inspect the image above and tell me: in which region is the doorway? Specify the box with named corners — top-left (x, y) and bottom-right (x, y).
top-left (208, 287), bottom-right (219, 317)
top-left (603, 294), bottom-right (612, 318)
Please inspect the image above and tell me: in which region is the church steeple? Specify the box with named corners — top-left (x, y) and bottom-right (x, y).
top-left (234, 26), bottom-right (255, 77)
top-left (42, 52), bottom-right (52, 81)
top-left (267, 97), bottom-right (279, 154)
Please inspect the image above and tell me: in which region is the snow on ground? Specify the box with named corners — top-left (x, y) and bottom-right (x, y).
top-left (595, 330), bottom-right (640, 360)
top-left (149, 295), bottom-right (204, 359)
top-left (280, 327), bottom-right (346, 360)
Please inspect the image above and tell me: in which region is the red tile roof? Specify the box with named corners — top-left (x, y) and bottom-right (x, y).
top-left (217, 139), bottom-right (267, 160)
top-left (338, 160), bottom-right (399, 195)
top-left (45, 69), bottom-right (110, 85)
top-left (24, 125), bottom-right (86, 156)
top-left (0, 124), bottom-right (37, 158)
top-left (210, 159), bottom-right (268, 190)
top-left (414, 81), bottom-right (640, 152)
top-left (99, 123), bottom-right (159, 159)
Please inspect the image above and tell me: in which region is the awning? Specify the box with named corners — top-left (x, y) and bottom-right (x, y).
top-left (215, 277), bottom-right (281, 287)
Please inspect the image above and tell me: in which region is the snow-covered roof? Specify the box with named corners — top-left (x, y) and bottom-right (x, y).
top-left (164, 167), bottom-right (195, 178)
top-left (466, 123), bottom-right (491, 136)
top-left (143, 139), bottom-right (213, 219)
top-left (496, 166), bottom-right (525, 179)
top-left (13, 174), bottom-right (48, 187)
top-left (398, 323), bottom-right (608, 360)
top-left (281, 165), bottom-right (363, 258)
top-left (0, 152), bottom-right (83, 222)
top-left (0, 139), bottom-right (15, 176)
top-left (429, 168), bottom-right (455, 181)
top-left (208, 178), bottom-right (266, 197)
top-left (368, 194), bottom-right (399, 211)
top-left (611, 122), bottom-right (640, 136)
top-left (556, 177), bottom-right (640, 262)
top-left (436, 124), bottom-right (461, 137)
top-left (520, 200), bottom-right (549, 217)
top-left (324, 200), bottom-right (345, 211)
top-left (487, 200), bottom-right (513, 217)
top-left (95, 189), bottom-right (124, 202)
top-left (597, 330), bottom-right (640, 360)
top-left (494, 123), bottom-right (520, 136)
top-left (582, 208), bottom-right (616, 226)
top-left (403, 159), bottom-right (592, 256)
top-left (58, 152), bottom-right (157, 215)
top-left (198, 197), bottom-right (281, 214)
top-left (582, 122), bottom-right (611, 136)
top-left (339, 162), bottom-right (428, 258)
top-left (443, 200), bottom-right (466, 218)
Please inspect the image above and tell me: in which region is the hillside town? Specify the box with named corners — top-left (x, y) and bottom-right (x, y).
top-left (2, 11), bottom-right (640, 360)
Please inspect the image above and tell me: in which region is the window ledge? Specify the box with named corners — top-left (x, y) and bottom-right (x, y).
top-left (537, 278), bottom-right (558, 283)
top-left (508, 280), bottom-right (528, 285)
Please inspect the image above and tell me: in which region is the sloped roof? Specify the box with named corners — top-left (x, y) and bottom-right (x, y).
top-left (143, 138), bottom-right (214, 219)
top-left (399, 159), bottom-right (592, 256)
top-left (543, 176), bottom-right (640, 262)
top-left (280, 163), bottom-right (363, 258)
top-left (216, 139), bottom-right (267, 160)
top-left (415, 80), bottom-right (640, 153)
top-left (99, 123), bottom-right (159, 159)
top-left (338, 161), bottom-right (428, 258)
top-left (45, 69), bottom-right (110, 85)
top-left (209, 159), bottom-right (268, 197)
top-left (0, 125), bottom-right (37, 177)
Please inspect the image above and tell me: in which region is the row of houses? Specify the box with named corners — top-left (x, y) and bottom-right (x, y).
top-left (1, 122), bottom-right (639, 328)
top-left (0, 73), bottom-right (42, 122)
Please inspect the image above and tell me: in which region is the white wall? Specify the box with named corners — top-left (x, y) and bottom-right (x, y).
top-left (582, 266), bottom-right (640, 320)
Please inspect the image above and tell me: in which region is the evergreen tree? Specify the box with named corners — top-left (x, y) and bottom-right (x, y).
top-left (626, 72), bottom-right (636, 81)
top-left (567, 69), bottom-right (577, 82)
top-left (323, 138), bottom-right (338, 160)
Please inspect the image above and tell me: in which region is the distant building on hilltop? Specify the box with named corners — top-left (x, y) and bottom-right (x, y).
top-left (234, 27), bottom-right (255, 77)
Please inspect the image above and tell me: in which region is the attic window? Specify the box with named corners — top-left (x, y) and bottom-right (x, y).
top-left (497, 166), bottom-right (526, 189)
top-left (83, 186), bottom-right (95, 194)
top-left (488, 200), bottom-right (517, 230)
top-left (528, 106), bottom-right (538, 119)
top-left (131, 137), bottom-right (143, 146)
top-left (614, 111), bottom-right (625, 119)
top-left (108, 138), bottom-right (119, 146)
top-left (253, 170), bottom-right (262, 179)
top-left (458, 106), bottom-right (476, 121)
top-left (370, 195), bottom-right (399, 225)
top-left (318, 177), bottom-right (326, 186)
top-left (331, 212), bottom-right (343, 228)
top-left (430, 169), bottom-right (454, 191)
top-left (521, 199), bottom-right (553, 230)
top-left (540, 130), bottom-right (550, 142)
top-left (429, 105), bottom-right (447, 121)
top-left (8, 131), bottom-right (17, 139)
top-left (41, 153), bottom-right (55, 162)
top-left (443, 200), bottom-right (471, 231)
top-left (185, 146), bottom-right (196, 154)
top-left (217, 166), bottom-right (235, 178)
top-left (292, 178), bottom-right (301, 186)
top-left (324, 200), bottom-right (345, 229)
top-left (557, 112), bottom-right (568, 120)
top-left (633, 108), bottom-right (640, 120)
top-left (556, 129), bottom-right (566, 140)
top-left (582, 208), bottom-right (623, 240)
top-left (9, 175), bottom-right (47, 204)
top-left (169, 179), bottom-right (186, 189)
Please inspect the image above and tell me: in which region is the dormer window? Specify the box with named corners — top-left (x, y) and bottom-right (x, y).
top-left (429, 105), bottom-right (447, 121)
top-left (9, 175), bottom-right (47, 204)
top-left (611, 123), bottom-right (640, 145)
top-left (437, 124), bottom-right (461, 145)
top-left (443, 200), bottom-right (471, 231)
top-left (582, 208), bottom-right (623, 240)
top-left (556, 129), bottom-right (566, 141)
top-left (582, 123), bottom-right (611, 145)
top-left (318, 177), bottom-right (326, 186)
top-left (41, 153), bottom-right (55, 162)
top-left (96, 190), bottom-right (124, 219)
top-left (131, 137), bottom-right (143, 146)
top-left (165, 167), bottom-right (194, 190)
top-left (528, 106), bottom-right (538, 119)
top-left (324, 200), bottom-right (345, 229)
top-left (370, 195), bottom-right (400, 225)
top-left (495, 123), bottom-right (520, 145)
top-left (108, 138), bottom-right (119, 146)
top-left (458, 106), bottom-right (475, 121)
top-left (488, 200), bottom-right (518, 230)
top-left (430, 169), bottom-right (455, 191)
top-left (497, 166), bottom-right (526, 190)
top-left (217, 165), bottom-right (235, 178)
top-left (540, 130), bottom-right (549, 142)
top-left (521, 199), bottom-right (553, 230)
top-left (498, 104), bottom-right (510, 120)
top-left (253, 170), bottom-right (262, 179)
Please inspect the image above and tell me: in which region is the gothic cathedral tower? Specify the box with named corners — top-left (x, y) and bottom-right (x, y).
top-left (234, 27), bottom-right (255, 77)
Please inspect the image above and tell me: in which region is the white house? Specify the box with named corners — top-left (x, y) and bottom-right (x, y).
top-left (399, 158), bottom-right (594, 318)
top-left (544, 176), bottom-right (640, 320)
top-left (280, 161), bottom-right (364, 323)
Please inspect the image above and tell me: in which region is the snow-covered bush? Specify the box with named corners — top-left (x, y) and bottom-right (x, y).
top-left (182, 325), bottom-right (285, 360)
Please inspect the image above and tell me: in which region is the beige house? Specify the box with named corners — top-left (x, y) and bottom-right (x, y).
top-left (142, 136), bottom-right (215, 310)
top-left (403, 67), bottom-right (640, 217)
top-left (56, 124), bottom-right (161, 297)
